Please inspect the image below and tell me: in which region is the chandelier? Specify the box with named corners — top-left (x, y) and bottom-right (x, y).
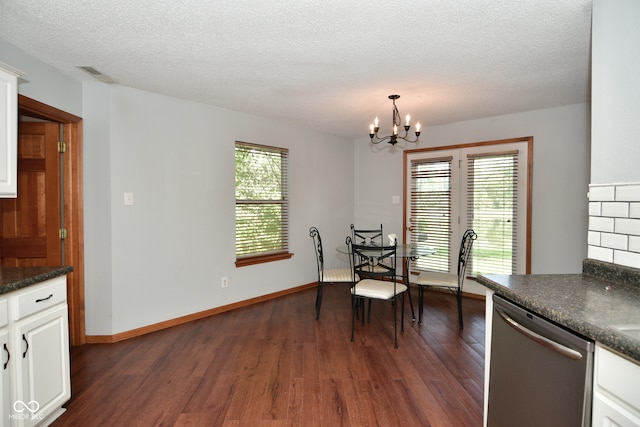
top-left (369, 94), bottom-right (421, 145)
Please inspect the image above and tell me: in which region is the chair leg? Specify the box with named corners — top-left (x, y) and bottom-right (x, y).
top-left (315, 282), bottom-right (324, 319)
top-left (457, 289), bottom-right (464, 329)
top-left (393, 295), bottom-right (400, 349)
top-left (405, 282), bottom-right (416, 321)
top-left (400, 293), bottom-right (405, 332)
top-left (351, 295), bottom-right (357, 342)
top-left (418, 286), bottom-right (424, 325)
top-left (367, 299), bottom-right (372, 323)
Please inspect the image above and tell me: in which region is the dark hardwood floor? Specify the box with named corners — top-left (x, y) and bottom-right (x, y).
top-left (52, 284), bottom-right (485, 426)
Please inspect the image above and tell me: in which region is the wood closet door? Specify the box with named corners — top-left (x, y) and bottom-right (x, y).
top-left (0, 122), bottom-right (62, 266)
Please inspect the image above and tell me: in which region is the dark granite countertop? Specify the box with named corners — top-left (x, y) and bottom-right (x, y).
top-left (478, 259), bottom-right (640, 363)
top-left (0, 266), bottom-right (73, 295)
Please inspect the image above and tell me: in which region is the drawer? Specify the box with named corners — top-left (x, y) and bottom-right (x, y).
top-left (595, 345), bottom-right (640, 412)
top-left (0, 298), bottom-right (7, 328)
top-left (13, 277), bottom-right (67, 321)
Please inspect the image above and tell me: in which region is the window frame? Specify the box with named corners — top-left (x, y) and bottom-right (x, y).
top-left (235, 141), bottom-right (293, 267)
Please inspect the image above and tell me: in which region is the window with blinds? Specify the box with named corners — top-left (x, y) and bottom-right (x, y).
top-left (467, 151), bottom-right (519, 275)
top-left (235, 142), bottom-right (290, 265)
top-left (409, 156), bottom-right (453, 272)
top-left (405, 138), bottom-right (530, 278)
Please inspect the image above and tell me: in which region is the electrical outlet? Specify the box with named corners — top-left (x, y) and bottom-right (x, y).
top-left (221, 276), bottom-right (228, 288)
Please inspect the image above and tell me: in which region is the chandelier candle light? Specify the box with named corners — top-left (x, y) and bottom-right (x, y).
top-left (369, 94), bottom-right (421, 145)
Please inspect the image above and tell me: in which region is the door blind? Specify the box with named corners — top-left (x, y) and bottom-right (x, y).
top-left (466, 150), bottom-right (518, 275)
top-left (409, 156), bottom-right (453, 272)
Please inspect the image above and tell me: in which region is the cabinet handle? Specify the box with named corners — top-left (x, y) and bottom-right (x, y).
top-left (2, 343), bottom-right (8, 369)
top-left (22, 334), bottom-right (29, 358)
top-left (35, 293), bottom-right (54, 303)
top-left (495, 308), bottom-right (583, 360)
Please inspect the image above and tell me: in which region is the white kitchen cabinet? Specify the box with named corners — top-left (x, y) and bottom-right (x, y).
top-left (592, 344), bottom-right (640, 427)
top-left (2, 276), bottom-right (70, 427)
top-left (0, 62), bottom-right (24, 198)
top-left (1, 297), bottom-right (9, 427)
top-left (14, 304), bottom-right (70, 427)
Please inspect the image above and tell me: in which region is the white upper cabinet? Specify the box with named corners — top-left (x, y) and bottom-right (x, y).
top-left (0, 62), bottom-right (25, 198)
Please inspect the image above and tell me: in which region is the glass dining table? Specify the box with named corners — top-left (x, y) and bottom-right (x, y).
top-left (336, 243), bottom-right (435, 321)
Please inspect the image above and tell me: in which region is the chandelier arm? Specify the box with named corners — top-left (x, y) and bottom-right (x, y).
top-left (370, 135), bottom-right (390, 144)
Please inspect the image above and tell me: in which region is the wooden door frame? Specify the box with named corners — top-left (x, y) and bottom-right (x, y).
top-left (18, 94), bottom-right (85, 346)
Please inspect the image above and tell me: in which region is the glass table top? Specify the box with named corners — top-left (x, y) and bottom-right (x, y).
top-left (335, 244), bottom-right (435, 258)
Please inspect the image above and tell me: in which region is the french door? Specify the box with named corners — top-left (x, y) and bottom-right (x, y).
top-left (404, 137), bottom-right (531, 277)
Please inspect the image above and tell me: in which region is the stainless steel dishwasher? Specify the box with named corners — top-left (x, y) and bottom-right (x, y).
top-left (487, 294), bottom-right (595, 426)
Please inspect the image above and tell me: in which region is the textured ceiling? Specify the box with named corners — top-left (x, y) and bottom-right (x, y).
top-left (0, 0), bottom-right (593, 139)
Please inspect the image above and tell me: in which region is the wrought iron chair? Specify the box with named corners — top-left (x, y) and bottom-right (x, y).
top-left (350, 223), bottom-right (383, 246)
top-left (309, 227), bottom-right (353, 320)
top-left (415, 229), bottom-right (477, 329)
top-left (350, 223), bottom-right (388, 270)
top-left (351, 223), bottom-right (417, 320)
top-left (347, 236), bottom-right (407, 348)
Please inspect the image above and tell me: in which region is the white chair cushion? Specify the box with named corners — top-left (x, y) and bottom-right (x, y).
top-left (416, 271), bottom-right (458, 288)
top-left (351, 279), bottom-right (407, 300)
top-left (321, 268), bottom-right (353, 283)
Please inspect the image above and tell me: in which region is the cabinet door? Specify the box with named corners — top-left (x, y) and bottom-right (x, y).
top-left (15, 304), bottom-right (70, 427)
top-left (593, 391), bottom-right (640, 427)
top-left (0, 328), bottom-right (9, 427)
top-left (0, 64), bottom-right (22, 198)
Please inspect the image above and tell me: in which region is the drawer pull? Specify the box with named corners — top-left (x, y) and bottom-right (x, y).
top-left (35, 294), bottom-right (54, 303)
top-left (22, 334), bottom-right (29, 358)
top-left (2, 343), bottom-right (9, 369)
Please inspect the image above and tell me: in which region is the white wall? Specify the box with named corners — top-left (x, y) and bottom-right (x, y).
top-left (0, 39), bottom-right (82, 117)
top-left (354, 103), bottom-right (591, 275)
top-left (591, 0), bottom-right (640, 185)
top-left (82, 83), bottom-right (113, 333)
top-left (587, 0), bottom-right (640, 269)
top-left (83, 84), bottom-right (354, 334)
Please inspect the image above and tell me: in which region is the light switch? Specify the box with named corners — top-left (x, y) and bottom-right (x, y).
top-left (124, 192), bottom-right (134, 206)
top-left (392, 195), bottom-right (400, 204)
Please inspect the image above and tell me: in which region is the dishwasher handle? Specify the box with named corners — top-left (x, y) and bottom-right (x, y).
top-left (495, 308), bottom-right (583, 361)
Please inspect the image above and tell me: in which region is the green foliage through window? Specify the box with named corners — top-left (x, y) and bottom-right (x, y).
top-left (235, 142), bottom-right (289, 258)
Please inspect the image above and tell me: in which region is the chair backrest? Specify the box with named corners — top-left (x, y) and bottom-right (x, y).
top-left (309, 227), bottom-right (324, 282)
top-left (347, 236), bottom-right (397, 282)
top-left (457, 229), bottom-right (478, 287)
top-left (350, 223), bottom-right (383, 246)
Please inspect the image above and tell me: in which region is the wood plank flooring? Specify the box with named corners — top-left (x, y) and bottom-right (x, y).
top-left (51, 284), bottom-right (485, 426)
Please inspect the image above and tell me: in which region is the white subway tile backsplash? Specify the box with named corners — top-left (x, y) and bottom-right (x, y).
top-left (615, 218), bottom-right (640, 236)
top-left (589, 185), bottom-right (616, 201)
top-left (616, 184), bottom-right (640, 202)
top-left (601, 232), bottom-right (628, 250)
top-left (589, 216), bottom-right (615, 232)
top-left (589, 202), bottom-right (602, 216)
top-left (614, 250), bottom-right (640, 268)
top-left (602, 202), bottom-right (629, 218)
top-left (588, 182), bottom-right (640, 269)
top-left (589, 245), bottom-right (614, 263)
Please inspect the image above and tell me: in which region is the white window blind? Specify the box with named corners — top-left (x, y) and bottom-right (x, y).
top-left (235, 142), bottom-right (289, 259)
top-left (466, 150), bottom-right (519, 275)
top-left (409, 156), bottom-right (453, 272)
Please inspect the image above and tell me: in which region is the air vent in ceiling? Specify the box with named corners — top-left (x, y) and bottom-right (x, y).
top-left (76, 66), bottom-right (116, 84)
